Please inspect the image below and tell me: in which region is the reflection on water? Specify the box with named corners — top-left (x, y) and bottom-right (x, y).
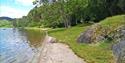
top-left (0, 28), bottom-right (45, 63)
top-left (24, 29), bottom-right (45, 48)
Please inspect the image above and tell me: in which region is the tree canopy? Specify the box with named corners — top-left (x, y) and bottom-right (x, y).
top-left (16, 0), bottom-right (125, 28)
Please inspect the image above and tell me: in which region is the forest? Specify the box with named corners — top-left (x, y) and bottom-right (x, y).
top-left (15, 0), bottom-right (125, 28)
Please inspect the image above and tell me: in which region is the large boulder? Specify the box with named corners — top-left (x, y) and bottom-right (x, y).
top-left (112, 26), bottom-right (125, 63)
top-left (77, 28), bottom-right (94, 43)
top-left (77, 24), bottom-right (125, 43)
top-left (77, 24), bottom-right (107, 43)
top-left (77, 15), bottom-right (125, 43)
top-left (112, 40), bottom-right (125, 63)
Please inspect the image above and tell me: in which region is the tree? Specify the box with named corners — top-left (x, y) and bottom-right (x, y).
top-left (25, 0), bottom-right (125, 28)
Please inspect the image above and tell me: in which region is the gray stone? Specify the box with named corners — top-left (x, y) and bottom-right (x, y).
top-left (77, 28), bottom-right (94, 43)
top-left (77, 24), bottom-right (105, 43)
top-left (112, 40), bottom-right (125, 63)
top-left (77, 25), bottom-right (125, 43)
top-left (112, 26), bottom-right (125, 63)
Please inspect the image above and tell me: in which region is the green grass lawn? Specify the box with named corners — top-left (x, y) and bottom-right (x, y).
top-left (48, 15), bottom-right (125, 63)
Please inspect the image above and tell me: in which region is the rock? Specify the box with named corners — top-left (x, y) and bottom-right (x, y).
top-left (112, 26), bottom-right (125, 63)
top-left (121, 30), bottom-right (125, 34)
top-left (112, 40), bottom-right (125, 63)
top-left (77, 24), bottom-right (105, 43)
top-left (77, 28), bottom-right (94, 43)
top-left (77, 24), bottom-right (125, 43)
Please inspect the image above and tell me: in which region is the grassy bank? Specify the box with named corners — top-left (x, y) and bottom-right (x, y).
top-left (25, 27), bottom-right (51, 30)
top-left (48, 15), bottom-right (125, 63)
top-left (49, 26), bottom-right (114, 63)
top-left (24, 15), bottom-right (125, 63)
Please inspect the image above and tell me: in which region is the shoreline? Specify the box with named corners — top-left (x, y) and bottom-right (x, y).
top-left (37, 35), bottom-right (86, 63)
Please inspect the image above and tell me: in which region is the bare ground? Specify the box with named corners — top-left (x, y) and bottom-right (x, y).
top-left (36, 36), bottom-right (86, 63)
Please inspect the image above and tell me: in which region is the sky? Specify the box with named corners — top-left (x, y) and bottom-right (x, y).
top-left (0, 0), bottom-right (35, 18)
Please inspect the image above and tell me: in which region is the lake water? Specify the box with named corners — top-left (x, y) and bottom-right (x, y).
top-left (0, 28), bottom-right (45, 63)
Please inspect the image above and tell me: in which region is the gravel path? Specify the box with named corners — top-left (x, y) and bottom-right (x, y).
top-left (37, 36), bottom-right (86, 63)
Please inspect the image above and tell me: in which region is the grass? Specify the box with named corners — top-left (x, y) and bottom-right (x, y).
top-left (85, 15), bottom-right (125, 43)
top-left (49, 26), bottom-right (114, 63)
top-left (100, 15), bottom-right (125, 35)
top-left (101, 15), bottom-right (125, 28)
top-left (24, 15), bottom-right (124, 63)
top-left (48, 15), bottom-right (125, 63)
top-left (25, 27), bottom-right (51, 30)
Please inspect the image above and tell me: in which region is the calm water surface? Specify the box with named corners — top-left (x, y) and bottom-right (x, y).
top-left (0, 28), bottom-right (45, 63)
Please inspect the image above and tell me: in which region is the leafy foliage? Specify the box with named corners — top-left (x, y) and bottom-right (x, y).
top-left (16, 0), bottom-right (125, 28)
top-left (0, 20), bottom-right (13, 28)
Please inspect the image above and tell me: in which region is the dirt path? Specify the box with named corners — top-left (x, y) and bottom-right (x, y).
top-left (37, 36), bottom-right (86, 63)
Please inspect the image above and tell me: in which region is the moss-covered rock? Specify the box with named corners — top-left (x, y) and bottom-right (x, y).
top-left (112, 26), bottom-right (125, 63)
top-left (77, 15), bottom-right (125, 43)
